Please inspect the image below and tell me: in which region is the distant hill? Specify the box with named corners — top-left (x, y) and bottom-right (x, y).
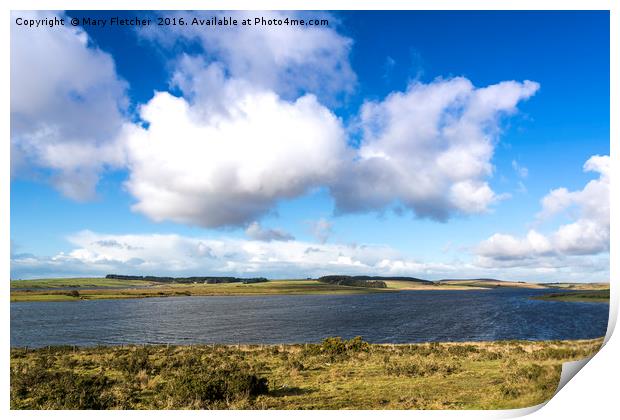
top-left (437, 278), bottom-right (502, 283)
top-left (318, 275), bottom-right (432, 284)
top-left (437, 278), bottom-right (547, 289)
top-left (105, 274), bottom-right (268, 284)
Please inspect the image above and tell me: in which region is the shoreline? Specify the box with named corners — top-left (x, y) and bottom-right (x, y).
top-left (531, 290), bottom-right (610, 303)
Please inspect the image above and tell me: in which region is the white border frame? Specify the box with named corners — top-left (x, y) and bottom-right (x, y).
top-left (2, 1), bottom-right (617, 419)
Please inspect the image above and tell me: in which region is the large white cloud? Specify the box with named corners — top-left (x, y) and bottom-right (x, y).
top-left (477, 155), bottom-right (610, 265)
top-left (122, 27), bottom-right (354, 228)
top-left (331, 77), bottom-right (539, 220)
top-left (123, 74), bottom-right (538, 227)
top-left (123, 66), bottom-right (349, 227)
top-left (141, 11), bottom-right (356, 103)
top-left (11, 11), bottom-right (128, 200)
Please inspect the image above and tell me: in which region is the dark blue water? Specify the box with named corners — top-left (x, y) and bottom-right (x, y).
top-left (10, 288), bottom-right (609, 348)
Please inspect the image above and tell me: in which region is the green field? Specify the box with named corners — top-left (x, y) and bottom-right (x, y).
top-left (10, 277), bottom-right (610, 302)
top-left (10, 277), bottom-right (156, 289)
top-left (438, 279), bottom-right (548, 289)
top-left (10, 337), bottom-right (603, 410)
top-left (532, 290), bottom-right (610, 303)
top-left (10, 279), bottom-right (392, 302)
top-left (382, 280), bottom-right (486, 290)
top-left (545, 283), bottom-right (611, 291)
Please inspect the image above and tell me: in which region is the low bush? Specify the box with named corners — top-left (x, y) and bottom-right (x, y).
top-left (385, 359), bottom-right (461, 377)
top-left (113, 346), bottom-right (153, 375)
top-left (164, 362), bottom-right (268, 408)
top-left (498, 363), bottom-right (556, 400)
top-left (305, 336), bottom-right (370, 359)
top-left (345, 336), bottom-right (371, 353)
top-left (475, 350), bottom-right (503, 361)
top-left (516, 364), bottom-right (545, 381)
top-left (11, 362), bottom-right (114, 409)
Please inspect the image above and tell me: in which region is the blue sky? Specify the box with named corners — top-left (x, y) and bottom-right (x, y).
top-left (10, 11), bottom-right (609, 281)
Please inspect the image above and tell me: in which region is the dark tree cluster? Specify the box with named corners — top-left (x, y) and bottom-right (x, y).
top-left (318, 275), bottom-right (431, 284)
top-left (317, 276), bottom-right (388, 288)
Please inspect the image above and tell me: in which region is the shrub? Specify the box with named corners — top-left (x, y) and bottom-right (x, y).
top-left (474, 350), bottom-right (503, 361)
top-left (114, 347), bottom-right (152, 375)
top-left (345, 336), bottom-right (370, 353)
top-left (302, 336), bottom-right (371, 362)
top-left (320, 337), bottom-right (347, 355)
top-left (164, 362), bottom-right (268, 408)
top-left (499, 380), bottom-right (522, 398)
top-left (322, 336), bottom-right (369, 354)
top-left (385, 359), bottom-right (461, 377)
top-left (11, 363), bottom-right (114, 409)
top-left (516, 364), bottom-right (545, 381)
top-left (498, 363), bottom-right (556, 400)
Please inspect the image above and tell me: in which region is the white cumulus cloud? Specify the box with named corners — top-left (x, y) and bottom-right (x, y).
top-left (11, 11), bottom-right (128, 200)
top-left (330, 77), bottom-right (539, 220)
top-left (477, 155), bottom-right (609, 265)
top-left (124, 74), bottom-right (348, 227)
top-left (141, 10), bottom-right (356, 103)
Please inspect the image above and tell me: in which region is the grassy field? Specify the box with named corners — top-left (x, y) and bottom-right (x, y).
top-left (10, 337), bottom-right (603, 410)
top-left (10, 277), bottom-right (610, 302)
top-left (532, 290), bottom-right (610, 303)
top-left (545, 283), bottom-right (610, 291)
top-left (438, 280), bottom-right (548, 289)
top-left (10, 277), bottom-right (156, 289)
top-left (10, 280), bottom-right (392, 302)
top-left (382, 280), bottom-right (486, 290)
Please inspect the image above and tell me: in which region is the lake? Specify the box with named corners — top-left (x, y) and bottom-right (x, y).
top-left (10, 288), bottom-right (609, 348)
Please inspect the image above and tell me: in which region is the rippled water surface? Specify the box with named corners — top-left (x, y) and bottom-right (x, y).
top-left (11, 288), bottom-right (609, 347)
